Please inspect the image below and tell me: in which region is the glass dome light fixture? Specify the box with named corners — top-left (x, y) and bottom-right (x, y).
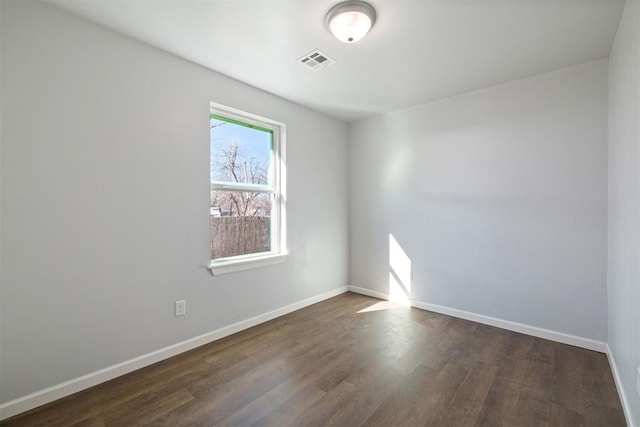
top-left (325, 1), bottom-right (377, 44)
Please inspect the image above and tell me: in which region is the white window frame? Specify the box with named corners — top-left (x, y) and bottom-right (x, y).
top-left (208, 102), bottom-right (287, 275)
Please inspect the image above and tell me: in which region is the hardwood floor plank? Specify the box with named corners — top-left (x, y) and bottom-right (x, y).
top-left (512, 385), bottom-right (552, 427)
top-left (474, 327), bottom-right (510, 365)
top-left (217, 345), bottom-right (352, 426)
top-left (1, 293), bottom-right (625, 427)
top-left (584, 402), bottom-right (627, 427)
top-left (549, 403), bottom-right (584, 427)
top-left (249, 383), bottom-right (327, 427)
top-left (361, 364), bottom-right (440, 427)
top-left (583, 350), bottom-right (624, 411)
top-left (69, 417), bottom-right (105, 427)
top-left (161, 342), bottom-right (324, 425)
top-left (325, 367), bottom-right (404, 426)
top-left (475, 378), bottom-right (523, 427)
top-left (290, 379), bottom-right (357, 427)
top-left (552, 343), bottom-right (586, 416)
top-left (504, 331), bottom-right (535, 357)
top-left (521, 338), bottom-right (555, 398)
top-left (412, 363), bottom-right (470, 426)
top-left (496, 350), bottom-right (531, 386)
top-left (102, 388), bottom-right (193, 426)
top-left (440, 362), bottom-right (498, 427)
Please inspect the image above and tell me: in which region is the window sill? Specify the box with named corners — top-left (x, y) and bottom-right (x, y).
top-left (209, 253), bottom-right (287, 276)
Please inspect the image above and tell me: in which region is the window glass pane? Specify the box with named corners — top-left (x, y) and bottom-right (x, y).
top-left (210, 116), bottom-right (272, 186)
top-left (208, 104), bottom-right (284, 267)
top-left (210, 191), bottom-right (272, 259)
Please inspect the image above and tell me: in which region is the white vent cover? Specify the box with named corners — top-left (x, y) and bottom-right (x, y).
top-left (297, 49), bottom-right (336, 71)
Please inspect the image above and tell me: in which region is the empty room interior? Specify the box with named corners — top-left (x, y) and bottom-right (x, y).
top-left (1, 0), bottom-right (639, 425)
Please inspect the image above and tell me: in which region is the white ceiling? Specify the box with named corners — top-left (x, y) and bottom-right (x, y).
top-left (45, 0), bottom-right (625, 122)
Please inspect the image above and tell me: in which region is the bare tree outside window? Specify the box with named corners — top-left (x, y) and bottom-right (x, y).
top-left (210, 137), bottom-right (270, 217)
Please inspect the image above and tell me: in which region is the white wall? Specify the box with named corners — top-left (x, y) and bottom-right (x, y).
top-left (0, 1), bottom-right (348, 404)
top-left (0, 0), bottom-right (4, 408)
top-left (608, 0), bottom-right (640, 425)
top-left (349, 60), bottom-right (609, 342)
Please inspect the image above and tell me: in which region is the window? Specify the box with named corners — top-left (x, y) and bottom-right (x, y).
top-left (209, 102), bottom-right (286, 275)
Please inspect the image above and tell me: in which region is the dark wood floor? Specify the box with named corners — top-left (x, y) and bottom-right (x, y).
top-left (2, 292), bottom-right (626, 426)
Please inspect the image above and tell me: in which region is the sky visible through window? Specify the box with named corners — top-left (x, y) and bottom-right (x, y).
top-left (210, 117), bottom-right (272, 185)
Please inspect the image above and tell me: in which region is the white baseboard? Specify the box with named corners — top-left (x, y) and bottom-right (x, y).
top-left (0, 286), bottom-right (349, 421)
top-left (347, 286), bottom-right (390, 301)
top-left (348, 286), bottom-right (608, 353)
top-left (606, 346), bottom-right (636, 427)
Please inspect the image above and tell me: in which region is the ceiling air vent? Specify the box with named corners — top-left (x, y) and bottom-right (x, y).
top-left (297, 49), bottom-right (336, 72)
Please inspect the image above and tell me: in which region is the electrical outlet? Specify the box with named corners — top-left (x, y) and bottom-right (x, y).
top-left (636, 366), bottom-right (640, 397)
top-left (175, 300), bottom-right (186, 317)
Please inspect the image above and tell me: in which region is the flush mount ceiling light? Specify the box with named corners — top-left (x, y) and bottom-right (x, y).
top-left (325, 1), bottom-right (377, 43)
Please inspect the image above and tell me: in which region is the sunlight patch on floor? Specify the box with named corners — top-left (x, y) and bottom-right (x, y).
top-left (357, 300), bottom-right (410, 313)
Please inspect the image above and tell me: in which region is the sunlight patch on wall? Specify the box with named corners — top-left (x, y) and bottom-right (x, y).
top-left (389, 272), bottom-right (410, 305)
top-left (389, 233), bottom-right (412, 305)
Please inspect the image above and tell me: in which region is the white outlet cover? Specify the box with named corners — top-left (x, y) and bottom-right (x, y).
top-left (175, 300), bottom-right (186, 317)
top-left (636, 366), bottom-right (640, 397)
